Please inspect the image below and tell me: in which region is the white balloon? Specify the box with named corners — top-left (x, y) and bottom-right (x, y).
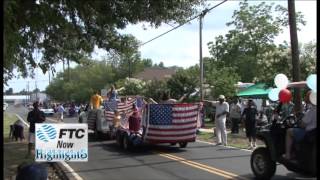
top-left (268, 88), bottom-right (280, 101)
top-left (274, 74), bottom-right (289, 89)
top-left (309, 91), bottom-right (317, 105)
top-left (306, 74), bottom-right (317, 92)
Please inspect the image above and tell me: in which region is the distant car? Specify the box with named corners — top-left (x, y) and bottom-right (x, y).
top-left (3, 102), bottom-right (8, 111)
top-left (40, 108), bottom-right (54, 116)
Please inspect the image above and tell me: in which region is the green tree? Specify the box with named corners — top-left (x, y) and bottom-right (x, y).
top-left (18, 89), bottom-right (28, 95)
top-left (5, 88), bottom-right (14, 95)
top-left (46, 60), bottom-right (115, 103)
top-left (32, 88), bottom-right (40, 93)
top-left (253, 43), bottom-right (292, 86)
top-left (207, 1), bottom-right (305, 83)
top-left (144, 80), bottom-right (168, 102)
top-left (166, 66), bottom-right (199, 99)
top-left (255, 41), bottom-right (316, 86)
top-left (118, 78), bottom-right (146, 96)
top-left (205, 65), bottom-right (240, 99)
top-left (300, 41), bottom-right (317, 79)
top-left (4, 0), bottom-right (204, 84)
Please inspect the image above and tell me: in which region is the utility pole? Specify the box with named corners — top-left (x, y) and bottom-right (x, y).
top-left (128, 57), bottom-right (131, 79)
top-left (62, 59), bottom-right (65, 72)
top-left (27, 81), bottom-right (30, 103)
top-left (288, 0), bottom-right (302, 113)
top-left (35, 81), bottom-right (38, 101)
top-left (67, 59), bottom-right (70, 81)
top-left (48, 66), bottom-right (51, 84)
top-left (199, 9), bottom-right (208, 101)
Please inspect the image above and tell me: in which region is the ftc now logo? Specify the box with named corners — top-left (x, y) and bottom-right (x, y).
top-left (35, 123), bottom-right (88, 162)
top-left (36, 125), bottom-right (57, 142)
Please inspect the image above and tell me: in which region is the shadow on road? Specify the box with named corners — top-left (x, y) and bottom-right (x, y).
top-left (237, 173), bottom-right (317, 180)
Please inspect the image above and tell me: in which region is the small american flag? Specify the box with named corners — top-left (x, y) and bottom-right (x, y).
top-left (104, 99), bottom-right (136, 129)
top-left (144, 103), bottom-right (200, 143)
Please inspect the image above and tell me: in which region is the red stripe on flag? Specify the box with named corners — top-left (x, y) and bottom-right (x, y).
top-left (172, 121), bottom-right (197, 126)
top-left (145, 138), bottom-right (196, 144)
top-left (145, 103), bottom-right (199, 143)
top-left (147, 132), bottom-right (195, 137)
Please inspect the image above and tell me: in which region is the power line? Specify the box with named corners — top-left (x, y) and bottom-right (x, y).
top-left (140, 0), bottom-right (228, 47)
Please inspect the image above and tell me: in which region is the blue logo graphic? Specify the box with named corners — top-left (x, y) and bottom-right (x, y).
top-left (36, 125), bottom-right (57, 142)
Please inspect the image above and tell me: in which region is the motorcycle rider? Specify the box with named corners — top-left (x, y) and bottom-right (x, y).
top-left (283, 91), bottom-right (317, 160)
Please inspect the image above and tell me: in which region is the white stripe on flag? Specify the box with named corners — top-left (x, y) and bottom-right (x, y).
top-left (172, 111), bottom-right (198, 118)
top-left (172, 105), bottom-right (199, 111)
top-left (172, 117), bottom-right (197, 124)
top-left (148, 123), bottom-right (197, 129)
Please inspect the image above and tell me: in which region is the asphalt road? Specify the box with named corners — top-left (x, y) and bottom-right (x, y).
top-left (6, 105), bottom-right (316, 180)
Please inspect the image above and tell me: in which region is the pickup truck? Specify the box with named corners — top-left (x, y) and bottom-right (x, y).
top-left (79, 108), bottom-right (112, 139)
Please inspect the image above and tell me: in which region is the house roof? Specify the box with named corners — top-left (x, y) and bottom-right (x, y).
top-left (135, 67), bottom-right (177, 81)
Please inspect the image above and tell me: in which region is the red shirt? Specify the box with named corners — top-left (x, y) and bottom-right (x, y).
top-left (128, 112), bottom-right (141, 132)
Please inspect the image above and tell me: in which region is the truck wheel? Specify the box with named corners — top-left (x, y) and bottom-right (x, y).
top-left (251, 147), bottom-right (276, 180)
top-left (179, 142), bottom-right (188, 148)
top-left (116, 132), bottom-right (123, 148)
top-left (123, 134), bottom-right (132, 150)
top-left (95, 131), bottom-right (101, 140)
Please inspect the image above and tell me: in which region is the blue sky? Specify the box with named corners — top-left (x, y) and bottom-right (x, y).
top-left (5, 0), bottom-right (317, 93)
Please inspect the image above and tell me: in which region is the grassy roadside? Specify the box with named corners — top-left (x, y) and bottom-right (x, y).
top-left (200, 119), bottom-right (265, 149)
top-left (203, 118), bottom-right (214, 128)
top-left (3, 112), bottom-right (61, 180)
top-left (3, 112), bottom-right (34, 179)
top-left (3, 113), bottom-right (18, 143)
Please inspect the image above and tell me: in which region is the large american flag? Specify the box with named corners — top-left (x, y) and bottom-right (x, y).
top-left (144, 103), bottom-right (200, 143)
top-left (104, 98), bottom-right (142, 129)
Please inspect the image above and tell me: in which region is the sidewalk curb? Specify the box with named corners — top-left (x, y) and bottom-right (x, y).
top-left (55, 162), bottom-right (83, 180)
top-left (46, 117), bottom-right (83, 180)
top-left (15, 114), bottom-right (83, 180)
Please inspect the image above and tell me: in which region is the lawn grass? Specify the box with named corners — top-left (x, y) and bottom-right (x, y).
top-left (3, 112), bottom-right (34, 180)
top-left (3, 112), bottom-right (18, 143)
top-left (197, 130), bottom-right (265, 149)
top-left (200, 118), bottom-right (266, 149)
top-left (203, 118), bottom-right (214, 128)
top-left (4, 141), bottom-right (35, 180)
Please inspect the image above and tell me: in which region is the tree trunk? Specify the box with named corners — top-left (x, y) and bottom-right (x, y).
top-left (288, 0), bottom-right (302, 113)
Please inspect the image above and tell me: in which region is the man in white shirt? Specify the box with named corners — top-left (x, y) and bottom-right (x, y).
top-left (204, 95), bottom-right (229, 146)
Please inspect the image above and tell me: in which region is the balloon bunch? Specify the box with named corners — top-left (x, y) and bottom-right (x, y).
top-left (268, 74), bottom-right (317, 105)
top-left (307, 74), bottom-right (317, 105)
top-left (268, 74), bottom-right (291, 103)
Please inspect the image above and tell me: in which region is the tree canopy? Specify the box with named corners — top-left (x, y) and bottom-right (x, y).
top-left (206, 1), bottom-right (307, 84)
top-left (4, 0), bottom-right (204, 84)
